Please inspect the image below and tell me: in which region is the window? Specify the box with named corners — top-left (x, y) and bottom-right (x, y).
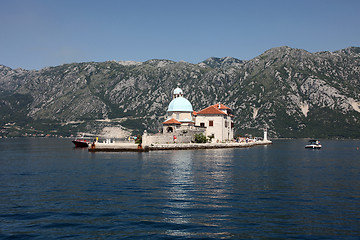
top-left (209, 120), bottom-right (213, 127)
top-left (200, 122), bottom-right (205, 127)
top-left (225, 121), bottom-right (228, 128)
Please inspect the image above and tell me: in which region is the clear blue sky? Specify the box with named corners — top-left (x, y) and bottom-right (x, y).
top-left (1, 0), bottom-right (359, 70)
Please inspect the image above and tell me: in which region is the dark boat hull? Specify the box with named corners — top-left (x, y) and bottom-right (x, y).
top-left (72, 140), bottom-right (89, 148)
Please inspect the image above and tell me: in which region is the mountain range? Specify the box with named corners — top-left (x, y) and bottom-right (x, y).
top-left (1, 46), bottom-right (360, 138)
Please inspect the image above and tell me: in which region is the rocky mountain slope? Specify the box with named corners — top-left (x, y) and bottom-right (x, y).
top-left (1, 46), bottom-right (360, 138)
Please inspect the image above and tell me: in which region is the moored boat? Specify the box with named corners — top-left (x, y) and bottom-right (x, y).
top-left (305, 139), bottom-right (322, 149)
top-left (72, 137), bottom-right (92, 147)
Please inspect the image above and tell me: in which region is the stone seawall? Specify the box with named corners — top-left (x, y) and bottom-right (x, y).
top-left (88, 140), bottom-right (272, 152)
top-left (148, 141), bottom-right (272, 150)
top-left (88, 142), bottom-right (147, 152)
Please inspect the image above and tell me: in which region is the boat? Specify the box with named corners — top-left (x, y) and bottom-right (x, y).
top-left (72, 137), bottom-right (93, 148)
top-left (305, 139), bottom-right (322, 149)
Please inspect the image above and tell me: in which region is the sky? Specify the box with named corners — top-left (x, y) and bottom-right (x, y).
top-left (1, 0), bottom-right (359, 70)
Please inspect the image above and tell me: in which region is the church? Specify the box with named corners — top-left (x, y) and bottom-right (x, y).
top-left (143, 87), bottom-right (234, 144)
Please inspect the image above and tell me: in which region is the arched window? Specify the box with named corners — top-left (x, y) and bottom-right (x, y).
top-left (167, 127), bottom-right (173, 133)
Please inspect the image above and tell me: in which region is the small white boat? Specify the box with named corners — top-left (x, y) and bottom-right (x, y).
top-left (305, 139), bottom-right (322, 149)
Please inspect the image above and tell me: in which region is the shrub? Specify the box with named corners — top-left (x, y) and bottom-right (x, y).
top-left (135, 135), bottom-right (142, 145)
top-left (194, 133), bottom-right (207, 143)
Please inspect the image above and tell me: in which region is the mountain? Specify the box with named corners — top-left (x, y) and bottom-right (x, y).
top-left (1, 46), bottom-right (360, 138)
top-left (200, 57), bottom-right (245, 68)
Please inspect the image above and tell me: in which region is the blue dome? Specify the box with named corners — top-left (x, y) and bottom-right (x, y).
top-left (167, 97), bottom-right (193, 112)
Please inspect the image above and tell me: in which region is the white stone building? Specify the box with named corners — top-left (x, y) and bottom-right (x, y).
top-left (143, 87), bottom-right (234, 144)
top-left (194, 103), bottom-right (234, 142)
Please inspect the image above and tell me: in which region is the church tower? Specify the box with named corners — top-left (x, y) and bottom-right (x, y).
top-left (163, 87), bottom-right (194, 133)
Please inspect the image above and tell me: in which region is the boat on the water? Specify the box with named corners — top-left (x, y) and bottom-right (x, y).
top-left (305, 139), bottom-right (322, 149)
top-left (72, 137), bottom-right (92, 148)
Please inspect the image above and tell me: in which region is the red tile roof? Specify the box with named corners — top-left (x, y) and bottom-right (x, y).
top-left (211, 103), bottom-right (231, 110)
top-left (163, 118), bottom-right (181, 125)
top-left (196, 105), bottom-right (227, 115)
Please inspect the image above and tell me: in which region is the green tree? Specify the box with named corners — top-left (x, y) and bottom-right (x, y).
top-left (194, 133), bottom-right (207, 143)
top-left (135, 134), bottom-right (142, 145)
top-left (207, 134), bottom-right (215, 142)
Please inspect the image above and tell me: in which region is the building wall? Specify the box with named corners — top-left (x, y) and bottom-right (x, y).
top-left (143, 127), bottom-right (206, 145)
top-left (167, 112), bottom-right (192, 121)
top-left (163, 123), bottom-right (197, 134)
top-left (195, 115), bottom-right (234, 142)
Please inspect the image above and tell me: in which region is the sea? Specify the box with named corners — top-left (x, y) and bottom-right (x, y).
top-left (0, 138), bottom-right (359, 239)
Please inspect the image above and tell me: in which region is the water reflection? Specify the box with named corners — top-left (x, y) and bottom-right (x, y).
top-left (161, 149), bottom-right (235, 238)
top-left (193, 149), bottom-right (233, 202)
top-left (162, 150), bottom-right (194, 237)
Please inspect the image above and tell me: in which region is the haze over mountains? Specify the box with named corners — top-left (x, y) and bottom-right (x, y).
top-left (1, 46), bottom-right (360, 138)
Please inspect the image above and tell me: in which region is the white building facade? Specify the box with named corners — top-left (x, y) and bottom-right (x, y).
top-left (143, 87), bottom-right (234, 144)
top-left (194, 103), bottom-right (234, 142)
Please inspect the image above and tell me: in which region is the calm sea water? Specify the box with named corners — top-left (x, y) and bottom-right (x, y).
top-left (0, 138), bottom-right (359, 239)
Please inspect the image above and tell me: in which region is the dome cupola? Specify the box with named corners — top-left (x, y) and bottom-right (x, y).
top-left (167, 87), bottom-right (193, 112)
top-left (173, 87), bottom-right (183, 98)
top-left (167, 97), bottom-right (193, 112)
